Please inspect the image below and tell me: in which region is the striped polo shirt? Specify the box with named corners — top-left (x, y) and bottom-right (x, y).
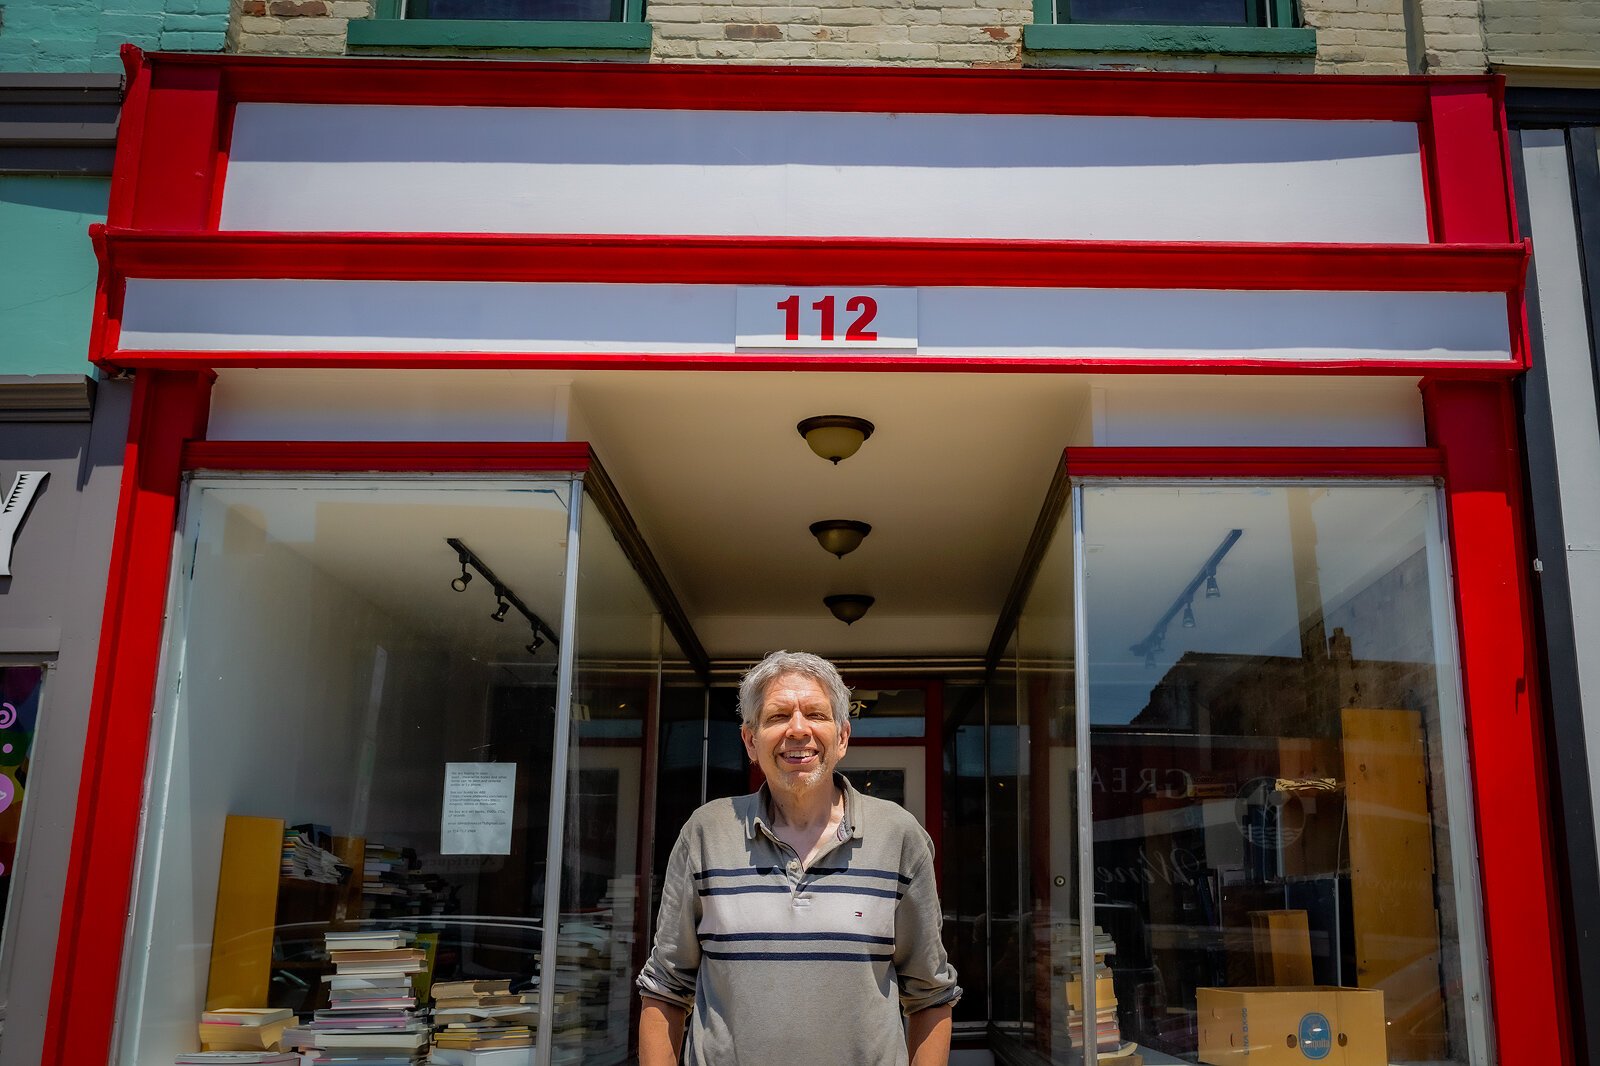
top-left (637, 774), bottom-right (960, 1065)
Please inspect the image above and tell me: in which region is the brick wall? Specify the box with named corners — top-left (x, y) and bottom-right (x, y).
top-left (0, 0), bottom-right (228, 71)
top-left (224, 0), bottom-right (1496, 72)
top-left (1482, 0), bottom-right (1600, 63)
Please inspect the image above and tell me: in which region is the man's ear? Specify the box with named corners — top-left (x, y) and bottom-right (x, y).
top-left (740, 725), bottom-right (758, 762)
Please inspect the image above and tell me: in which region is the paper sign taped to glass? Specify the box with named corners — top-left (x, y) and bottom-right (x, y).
top-left (441, 762), bottom-right (517, 855)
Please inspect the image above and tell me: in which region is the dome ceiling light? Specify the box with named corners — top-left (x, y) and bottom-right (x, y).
top-left (824, 594), bottom-right (875, 625)
top-left (809, 520), bottom-right (872, 559)
top-left (797, 415), bottom-right (875, 464)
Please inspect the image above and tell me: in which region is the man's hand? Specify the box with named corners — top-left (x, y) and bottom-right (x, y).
top-left (907, 1003), bottom-right (954, 1066)
top-left (639, 997), bottom-right (688, 1066)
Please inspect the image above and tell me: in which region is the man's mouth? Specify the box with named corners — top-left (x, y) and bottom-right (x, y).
top-left (779, 749), bottom-right (818, 764)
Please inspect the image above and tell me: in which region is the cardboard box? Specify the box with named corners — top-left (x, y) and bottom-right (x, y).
top-left (1197, 987), bottom-right (1386, 1066)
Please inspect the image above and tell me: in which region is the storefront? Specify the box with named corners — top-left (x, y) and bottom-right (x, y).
top-left (47, 51), bottom-right (1566, 1066)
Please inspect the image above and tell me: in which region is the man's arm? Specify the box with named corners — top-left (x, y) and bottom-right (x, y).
top-left (639, 996), bottom-right (688, 1066)
top-left (907, 1003), bottom-right (954, 1066)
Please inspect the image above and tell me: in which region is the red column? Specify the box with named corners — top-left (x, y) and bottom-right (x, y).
top-left (1423, 378), bottom-right (1570, 1066)
top-left (43, 370), bottom-right (213, 1066)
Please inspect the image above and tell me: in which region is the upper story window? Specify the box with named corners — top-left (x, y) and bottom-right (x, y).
top-left (348, 0), bottom-right (650, 50)
top-left (1024, 0), bottom-right (1316, 56)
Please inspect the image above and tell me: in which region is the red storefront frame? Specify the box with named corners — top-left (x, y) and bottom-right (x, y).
top-left (48, 49), bottom-right (1566, 1066)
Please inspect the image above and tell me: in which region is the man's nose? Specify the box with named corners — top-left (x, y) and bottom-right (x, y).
top-left (783, 710), bottom-right (810, 734)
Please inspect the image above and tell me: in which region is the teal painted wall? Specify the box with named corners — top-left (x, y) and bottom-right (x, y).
top-left (0, 0), bottom-right (228, 73)
top-left (0, 177), bottom-right (109, 375)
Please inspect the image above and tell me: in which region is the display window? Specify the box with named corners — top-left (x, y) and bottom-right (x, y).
top-left (986, 476), bottom-right (1489, 1066)
top-left (115, 472), bottom-right (688, 1066)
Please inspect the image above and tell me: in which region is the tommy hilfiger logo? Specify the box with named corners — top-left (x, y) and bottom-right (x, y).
top-left (0, 471), bottom-right (47, 578)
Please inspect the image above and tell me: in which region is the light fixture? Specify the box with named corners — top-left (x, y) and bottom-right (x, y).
top-left (1182, 602), bottom-right (1196, 628)
top-left (1205, 572), bottom-right (1221, 599)
top-left (809, 520), bottom-right (872, 558)
top-left (447, 537), bottom-right (560, 652)
top-left (797, 415), bottom-right (875, 464)
top-left (824, 594), bottom-right (875, 625)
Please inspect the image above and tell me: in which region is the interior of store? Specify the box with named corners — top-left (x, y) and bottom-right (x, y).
top-left (114, 369), bottom-right (1488, 1066)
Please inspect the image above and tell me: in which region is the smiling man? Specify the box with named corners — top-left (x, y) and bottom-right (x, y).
top-left (637, 650), bottom-right (960, 1066)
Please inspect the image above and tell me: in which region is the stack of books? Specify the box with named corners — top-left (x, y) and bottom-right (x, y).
top-left (281, 825), bottom-right (348, 885)
top-left (363, 841), bottom-right (450, 919)
top-left (282, 930), bottom-right (430, 1065)
top-left (196, 1008), bottom-right (293, 1053)
top-left (1064, 926), bottom-right (1140, 1065)
top-left (429, 979), bottom-right (537, 1065)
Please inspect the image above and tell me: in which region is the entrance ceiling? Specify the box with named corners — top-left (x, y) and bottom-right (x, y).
top-left (205, 369), bottom-right (1426, 664)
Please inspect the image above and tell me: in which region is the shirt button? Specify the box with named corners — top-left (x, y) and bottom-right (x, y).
top-left (787, 860), bottom-right (800, 875)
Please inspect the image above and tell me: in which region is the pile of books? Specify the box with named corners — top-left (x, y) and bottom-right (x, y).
top-left (429, 978), bottom-right (537, 1065)
top-left (281, 824), bottom-right (348, 885)
top-left (1064, 925), bottom-right (1141, 1066)
top-left (283, 930), bottom-right (430, 1065)
top-left (363, 841), bottom-right (450, 919)
top-left (195, 1007), bottom-right (293, 1053)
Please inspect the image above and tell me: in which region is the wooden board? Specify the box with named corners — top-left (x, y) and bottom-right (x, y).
top-left (205, 814), bottom-right (285, 1009)
top-left (1249, 909), bottom-right (1314, 986)
top-left (1341, 708), bottom-right (1447, 1061)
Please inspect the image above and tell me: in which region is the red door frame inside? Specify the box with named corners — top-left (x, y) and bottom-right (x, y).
top-left (45, 50), bottom-right (1565, 1066)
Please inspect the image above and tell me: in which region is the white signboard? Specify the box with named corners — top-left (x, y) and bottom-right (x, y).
top-left (440, 762), bottom-right (516, 855)
top-left (736, 287), bottom-right (917, 349)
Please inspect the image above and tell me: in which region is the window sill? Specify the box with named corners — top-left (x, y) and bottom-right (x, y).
top-left (347, 18), bottom-right (651, 49)
top-left (1023, 23), bottom-right (1315, 56)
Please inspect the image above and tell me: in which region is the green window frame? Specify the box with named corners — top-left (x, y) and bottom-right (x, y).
top-left (349, 0), bottom-right (650, 50)
top-left (1023, 0), bottom-right (1315, 56)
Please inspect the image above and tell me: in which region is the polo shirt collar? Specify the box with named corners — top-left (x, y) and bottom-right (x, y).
top-left (742, 771), bottom-right (866, 842)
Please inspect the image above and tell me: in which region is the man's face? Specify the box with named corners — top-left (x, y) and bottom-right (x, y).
top-left (742, 672), bottom-right (851, 796)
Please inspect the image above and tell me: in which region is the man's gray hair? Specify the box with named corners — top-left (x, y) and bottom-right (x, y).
top-left (737, 650), bottom-right (852, 731)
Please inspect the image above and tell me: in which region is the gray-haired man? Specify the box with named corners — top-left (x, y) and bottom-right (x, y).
top-left (637, 650), bottom-right (960, 1065)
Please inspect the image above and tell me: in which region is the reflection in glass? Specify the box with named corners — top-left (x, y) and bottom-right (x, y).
top-left (1080, 482), bottom-right (1478, 1066)
top-left (120, 479), bottom-right (573, 1066)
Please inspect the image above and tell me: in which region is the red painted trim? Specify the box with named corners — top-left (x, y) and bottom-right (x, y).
top-left (106, 349), bottom-right (1522, 378)
top-left (1063, 447), bottom-right (1446, 479)
top-left (206, 98), bottom-right (237, 232)
top-left (1422, 380), bottom-right (1568, 1066)
top-left (133, 64), bottom-right (226, 231)
top-left (1426, 80), bottom-right (1515, 244)
top-left (138, 51), bottom-right (1495, 121)
top-left (106, 47), bottom-right (152, 229)
top-left (181, 440), bottom-right (594, 473)
top-left (99, 230), bottom-right (1531, 292)
top-left (43, 370), bottom-right (214, 1066)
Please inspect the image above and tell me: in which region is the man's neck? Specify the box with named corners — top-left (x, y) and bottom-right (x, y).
top-left (769, 776), bottom-right (841, 833)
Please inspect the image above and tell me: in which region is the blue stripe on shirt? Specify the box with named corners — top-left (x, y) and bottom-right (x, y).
top-left (702, 948), bottom-right (895, 962)
top-left (702, 931), bottom-right (895, 945)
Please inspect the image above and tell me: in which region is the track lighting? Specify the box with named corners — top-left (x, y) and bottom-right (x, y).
top-left (1128, 530), bottom-right (1242, 668)
top-left (446, 538), bottom-right (560, 652)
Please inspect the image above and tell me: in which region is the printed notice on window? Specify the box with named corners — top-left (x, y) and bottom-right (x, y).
top-left (441, 762), bottom-right (516, 855)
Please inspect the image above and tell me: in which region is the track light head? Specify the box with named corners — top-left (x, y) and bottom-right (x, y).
top-left (1182, 602), bottom-right (1196, 629)
top-left (1205, 572), bottom-right (1221, 599)
top-left (452, 556), bottom-right (473, 592)
top-left (492, 594), bottom-right (510, 622)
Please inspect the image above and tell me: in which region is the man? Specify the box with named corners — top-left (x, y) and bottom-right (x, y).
top-left (637, 650), bottom-right (960, 1066)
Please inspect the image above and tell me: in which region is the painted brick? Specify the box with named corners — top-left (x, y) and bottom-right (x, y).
top-left (330, 0), bottom-right (368, 14)
top-left (725, 21), bottom-right (783, 37)
top-left (159, 27), bottom-right (226, 45)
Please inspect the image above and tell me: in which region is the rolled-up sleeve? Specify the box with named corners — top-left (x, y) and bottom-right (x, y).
top-left (893, 848), bottom-right (962, 1015)
top-left (637, 828), bottom-right (700, 1009)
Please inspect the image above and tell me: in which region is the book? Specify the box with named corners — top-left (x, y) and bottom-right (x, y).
top-left (198, 1021), bottom-right (287, 1051)
top-left (326, 930), bottom-right (409, 952)
top-left (200, 1008), bottom-right (294, 1027)
top-left (174, 1054), bottom-right (301, 1065)
top-left (427, 1048), bottom-right (535, 1066)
